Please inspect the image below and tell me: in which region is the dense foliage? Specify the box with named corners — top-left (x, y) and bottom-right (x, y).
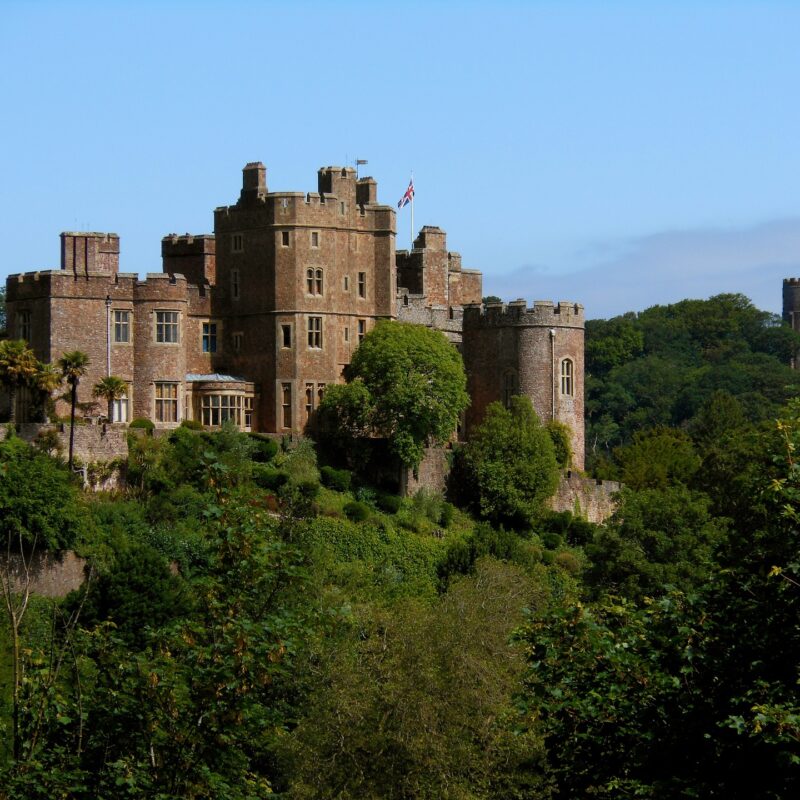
top-left (319, 320), bottom-right (469, 471)
top-left (2, 293), bottom-right (799, 798)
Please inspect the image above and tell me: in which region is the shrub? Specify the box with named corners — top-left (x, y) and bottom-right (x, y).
top-left (376, 492), bottom-right (403, 514)
top-left (541, 532), bottom-right (563, 550)
top-left (252, 464), bottom-right (289, 490)
top-left (546, 420), bottom-right (573, 468)
top-left (296, 479), bottom-right (320, 500)
top-left (179, 419), bottom-right (203, 431)
top-left (439, 502), bottom-right (455, 528)
top-left (344, 500), bottom-right (371, 522)
top-left (249, 433), bottom-right (279, 463)
top-left (320, 465), bottom-right (352, 492)
top-left (554, 550), bottom-right (582, 575)
top-left (129, 417), bottom-right (155, 433)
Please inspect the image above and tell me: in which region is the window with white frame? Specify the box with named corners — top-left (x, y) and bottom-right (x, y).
top-left (154, 382), bottom-right (179, 422)
top-left (155, 311), bottom-right (179, 344)
top-left (561, 359), bottom-right (574, 396)
top-left (201, 394), bottom-right (242, 427)
top-left (113, 392), bottom-right (129, 423)
top-left (113, 310), bottom-right (130, 343)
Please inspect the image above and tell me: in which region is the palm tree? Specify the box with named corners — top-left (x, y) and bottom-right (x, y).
top-left (32, 362), bottom-right (62, 423)
top-left (0, 339), bottom-right (39, 423)
top-left (58, 350), bottom-right (90, 470)
top-left (93, 375), bottom-right (128, 423)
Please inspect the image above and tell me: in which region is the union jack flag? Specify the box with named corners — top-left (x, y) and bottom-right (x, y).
top-left (397, 178), bottom-right (414, 209)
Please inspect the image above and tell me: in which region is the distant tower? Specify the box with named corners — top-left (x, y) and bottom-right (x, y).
top-left (782, 278), bottom-right (800, 368)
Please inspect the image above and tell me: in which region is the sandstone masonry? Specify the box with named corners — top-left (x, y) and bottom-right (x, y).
top-left (5, 162), bottom-right (585, 467)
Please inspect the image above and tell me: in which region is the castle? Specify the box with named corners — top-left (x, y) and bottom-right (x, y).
top-left (4, 162), bottom-right (585, 469)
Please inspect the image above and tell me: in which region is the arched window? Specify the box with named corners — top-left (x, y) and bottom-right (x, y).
top-left (561, 359), bottom-right (574, 396)
top-left (503, 370), bottom-right (519, 408)
top-left (306, 268), bottom-right (314, 294)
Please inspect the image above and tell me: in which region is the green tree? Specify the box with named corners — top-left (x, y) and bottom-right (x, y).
top-left (91, 375), bottom-right (127, 423)
top-left (584, 485), bottom-right (726, 601)
top-left (320, 321), bottom-right (469, 472)
top-left (614, 426), bottom-right (701, 489)
top-left (0, 340), bottom-right (39, 423)
top-left (58, 350), bottom-right (90, 471)
top-left (284, 559), bottom-right (553, 800)
top-left (31, 362), bottom-right (62, 423)
top-left (462, 396), bottom-right (559, 528)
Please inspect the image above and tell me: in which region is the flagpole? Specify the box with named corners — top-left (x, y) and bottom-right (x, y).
top-left (410, 171), bottom-right (414, 249)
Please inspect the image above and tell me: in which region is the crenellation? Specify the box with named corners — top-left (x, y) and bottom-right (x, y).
top-left (4, 159), bottom-right (584, 462)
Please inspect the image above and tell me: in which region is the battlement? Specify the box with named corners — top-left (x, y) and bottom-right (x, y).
top-left (463, 299), bottom-right (585, 329)
top-left (61, 231), bottom-right (120, 276)
top-left (784, 278), bottom-right (800, 286)
top-left (162, 233), bottom-right (216, 285)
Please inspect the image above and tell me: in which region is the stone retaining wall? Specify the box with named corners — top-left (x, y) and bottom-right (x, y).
top-left (1, 550), bottom-right (89, 599)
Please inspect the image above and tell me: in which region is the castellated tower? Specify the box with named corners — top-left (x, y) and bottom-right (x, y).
top-left (462, 300), bottom-right (585, 470)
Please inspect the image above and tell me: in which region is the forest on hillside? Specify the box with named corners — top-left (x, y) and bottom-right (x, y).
top-left (1, 295), bottom-right (799, 799)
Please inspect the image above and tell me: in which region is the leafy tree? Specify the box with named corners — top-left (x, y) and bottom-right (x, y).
top-left (0, 340), bottom-right (39, 423)
top-left (320, 321), bottom-right (469, 472)
top-left (614, 426), bottom-right (701, 489)
top-left (462, 396), bottom-right (559, 528)
top-left (584, 485), bottom-right (726, 601)
top-left (58, 350), bottom-right (90, 471)
top-left (91, 375), bottom-right (127, 423)
top-left (284, 559), bottom-right (553, 800)
top-left (482, 294), bottom-right (502, 304)
top-left (31, 362), bottom-right (61, 423)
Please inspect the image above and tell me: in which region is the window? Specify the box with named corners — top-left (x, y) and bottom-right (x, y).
top-left (232, 233), bottom-right (244, 252)
top-left (281, 230), bottom-right (290, 246)
top-left (503, 371), bottom-right (519, 409)
top-left (233, 332), bottom-right (243, 352)
top-left (344, 326), bottom-right (349, 343)
top-left (155, 383), bottom-right (179, 422)
top-left (155, 311), bottom-right (179, 344)
top-left (231, 269), bottom-right (240, 300)
top-left (201, 394), bottom-right (242, 427)
top-left (281, 324), bottom-right (292, 348)
top-left (113, 393), bottom-right (129, 423)
top-left (358, 272), bottom-right (366, 298)
top-left (311, 231), bottom-right (319, 248)
top-left (317, 383), bottom-right (326, 404)
top-left (281, 383), bottom-right (292, 428)
top-left (343, 275), bottom-right (350, 291)
top-left (17, 311), bottom-right (31, 342)
top-left (306, 268), bottom-right (323, 295)
top-left (244, 396), bottom-right (253, 429)
top-left (308, 316), bottom-right (322, 349)
top-left (561, 359), bottom-right (574, 396)
top-left (202, 322), bottom-right (218, 353)
top-left (340, 201), bottom-right (345, 215)
top-left (113, 310), bottom-right (130, 343)
top-left (305, 383), bottom-right (314, 420)
top-left (358, 319), bottom-right (366, 343)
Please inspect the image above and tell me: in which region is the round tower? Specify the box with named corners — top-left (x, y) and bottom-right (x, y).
top-left (462, 299), bottom-right (585, 470)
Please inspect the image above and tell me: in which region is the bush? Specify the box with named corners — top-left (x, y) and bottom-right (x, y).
top-left (320, 465), bottom-right (352, 492)
top-left (439, 502), bottom-right (455, 528)
top-left (249, 433), bottom-right (279, 463)
top-left (179, 419), bottom-right (203, 430)
top-left (541, 532), bottom-right (563, 550)
top-left (129, 417), bottom-right (155, 433)
top-left (376, 492), bottom-right (403, 514)
top-left (296, 479), bottom-right (321, 500)
top-left (344, 500), bottom-right (372, 522)
top-left (546, 420), bottom-right (573, 468)
top-left (252, 464), bottom-right (289, 490)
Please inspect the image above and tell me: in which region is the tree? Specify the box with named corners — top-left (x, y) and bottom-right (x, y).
top-left (614, 426), bottom-right (701, 489)
top-left (58, 350), bottom-right (89, 470)
top-left (92, 375), bottom-right (127, 423)
top-left (31, 362), bottom-right (62, 423)
top-left (462, 396), bottom-right (559, 528)
top-left (320, 321), bottom-right (469, 472)
top-left (0, 340), bottom-right (39, 423)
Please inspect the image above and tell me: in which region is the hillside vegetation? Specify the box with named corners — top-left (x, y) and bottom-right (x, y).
top-left (0, 293), bottom-right (798, 799)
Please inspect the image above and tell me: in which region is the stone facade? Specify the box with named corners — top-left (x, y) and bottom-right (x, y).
top-left (4, 161), bottom-right (585, 460)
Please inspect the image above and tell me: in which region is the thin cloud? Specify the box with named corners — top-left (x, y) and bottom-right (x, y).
top-left (484, 218), bottom-right (800, 319)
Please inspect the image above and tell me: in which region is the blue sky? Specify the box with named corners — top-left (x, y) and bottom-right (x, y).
top-left (2, 0), bottom-right (799, 319)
